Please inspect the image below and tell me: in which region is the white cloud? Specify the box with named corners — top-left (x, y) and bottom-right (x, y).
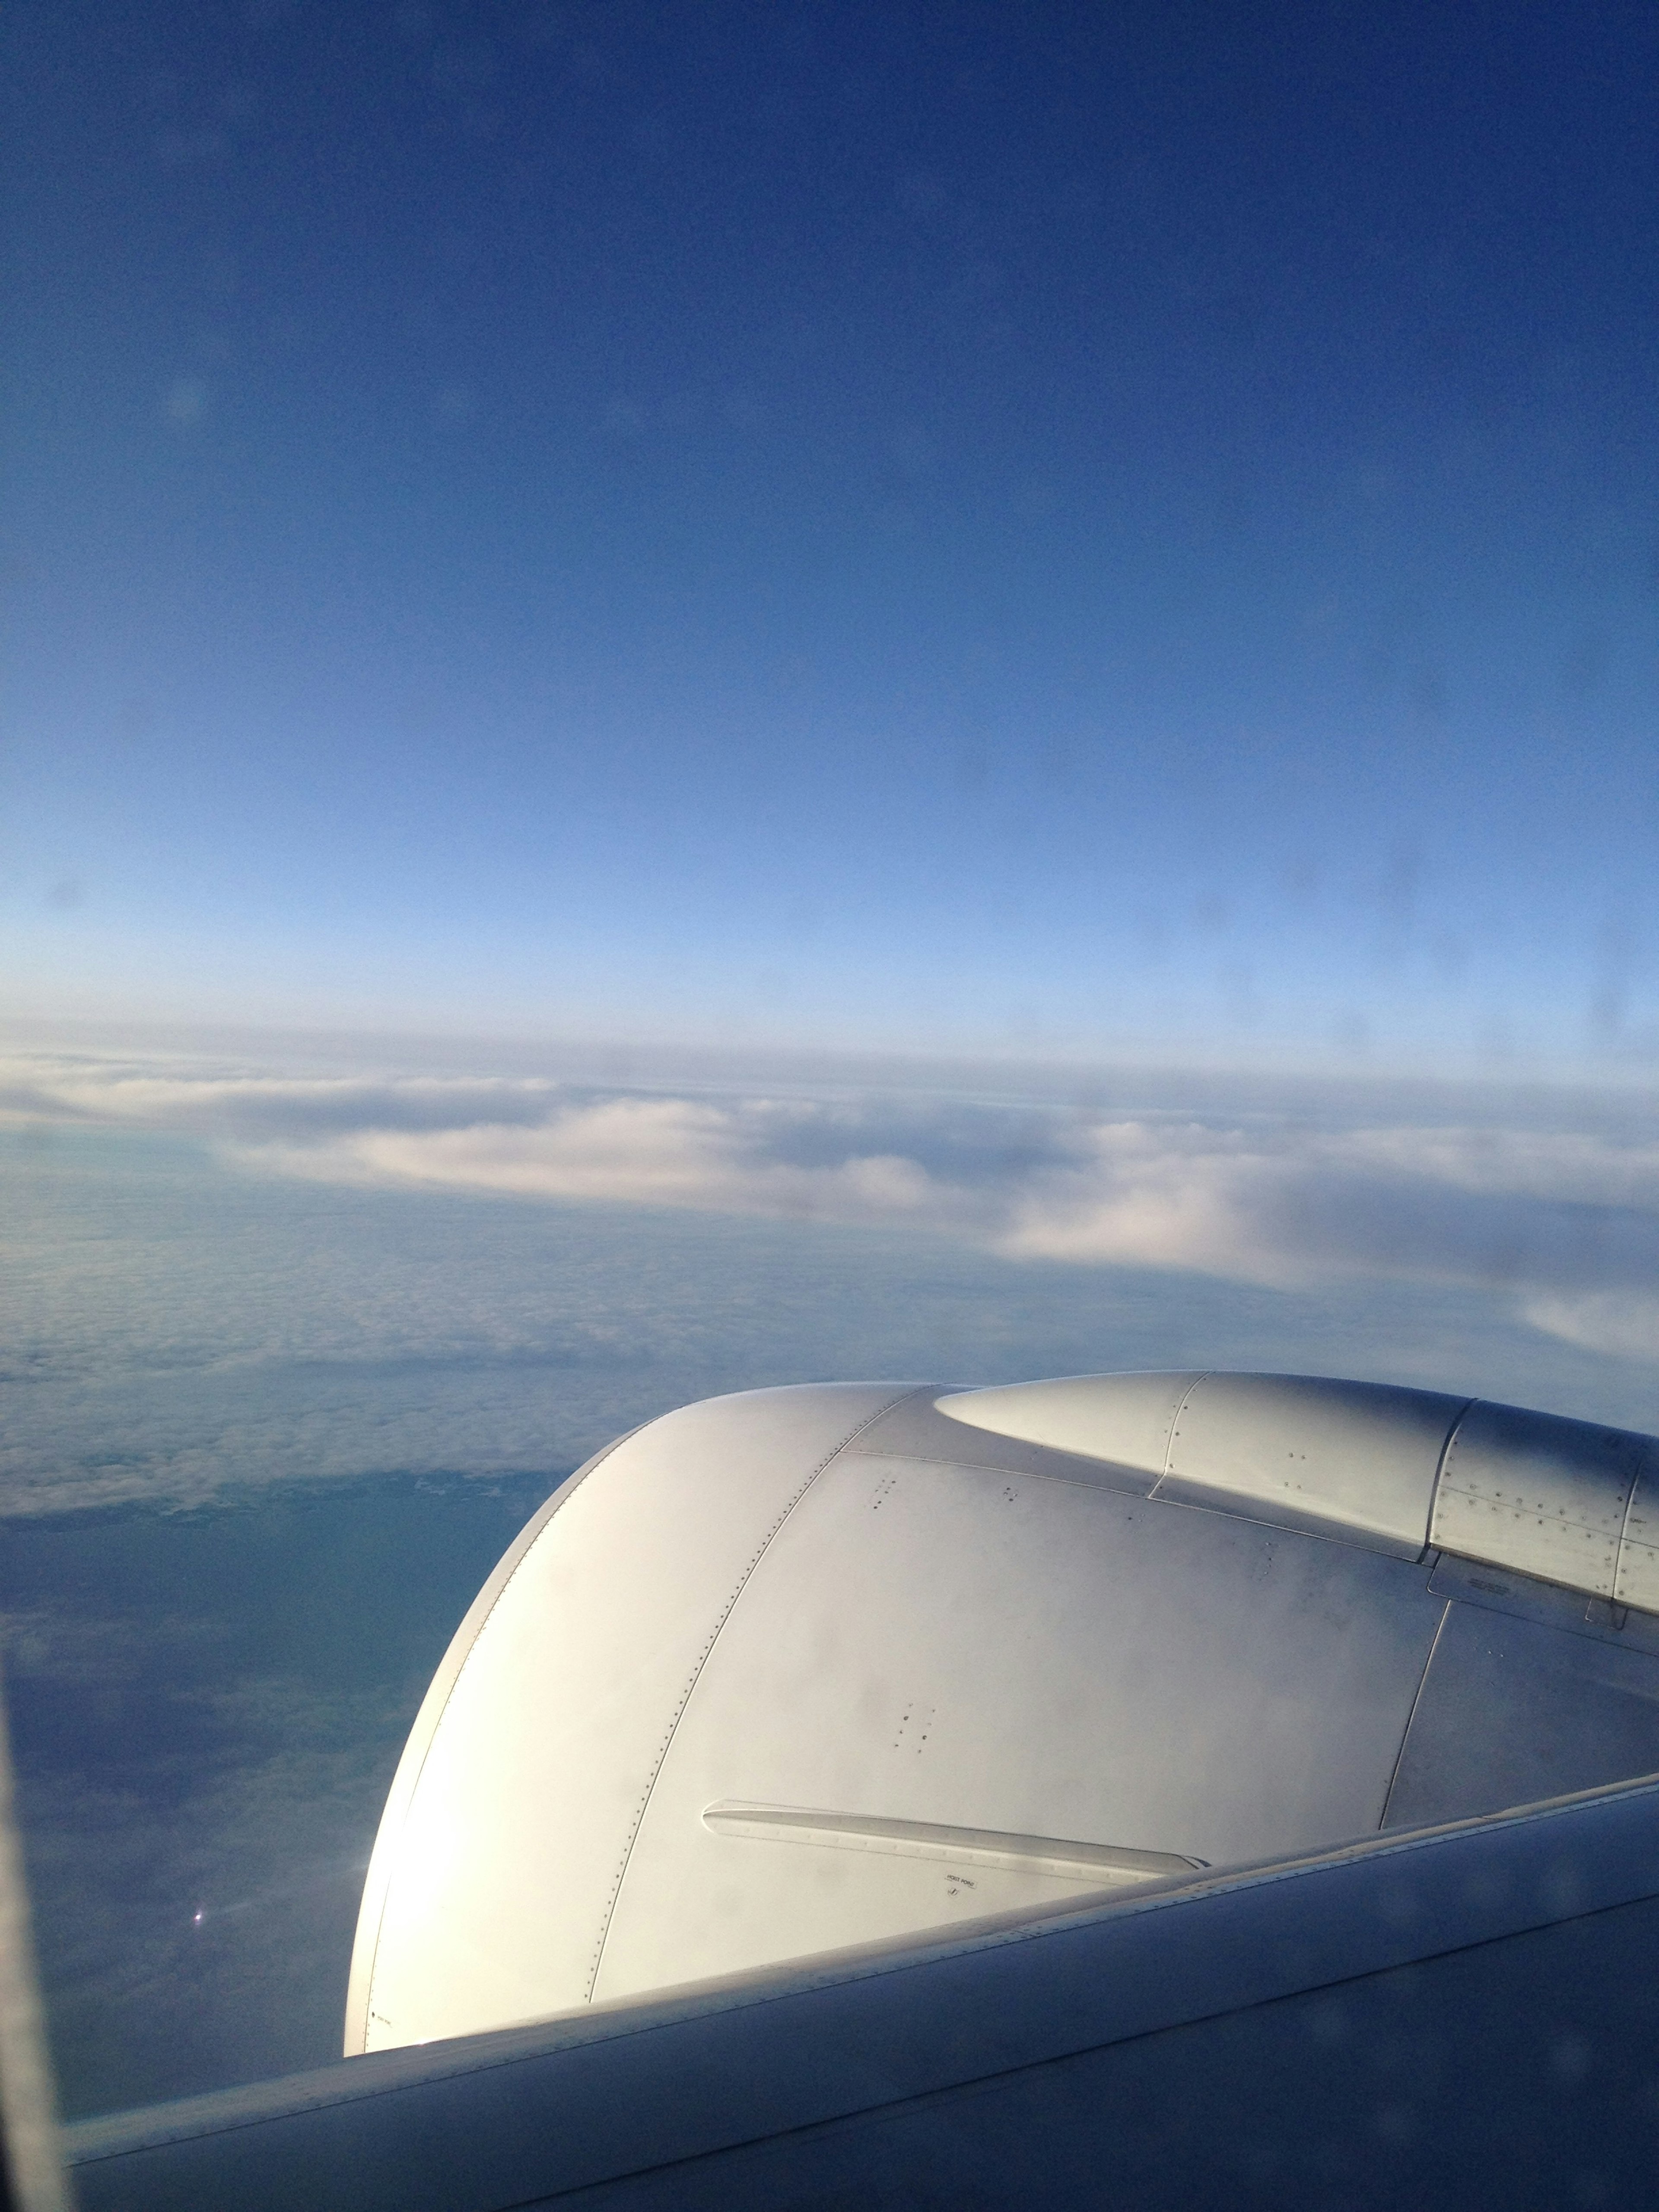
top-left (8, 1044), bottom-right (1659, 1316)
top-left (1519, 1294), bottom-right (1659, 1363)
top-left (235, 1097), bottom-right (942, 1227)
top-left (10, 1037), bottom-right (1659, 1521)
top-left (999, 1123), bottom-right (1312, 1283)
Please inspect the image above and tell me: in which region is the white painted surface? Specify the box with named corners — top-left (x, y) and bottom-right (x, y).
top-left (354, 1370), bottom-right (1659, 2056)
top-left (590, 1445), bottom-right (1439, 2005)
top-left (1160, 1373), bottom-right (1467, 1554)
top-left (700, 1804), bottom-right (1203, 1883)
top-left (934, 1372), bottom-right (1197, 1474)
top-left (1614, 1457), bottom-right (1659, 1611)
top-left (939, 1371), bottom-right (1466, 1555)
top-left (351, 1384), bottom-right (909, 2052)
top-left (1431, 1401), bottom-right (1647, 1599)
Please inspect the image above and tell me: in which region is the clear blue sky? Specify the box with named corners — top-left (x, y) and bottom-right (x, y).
top-left (5, 2), bottom-right (1657, 1065)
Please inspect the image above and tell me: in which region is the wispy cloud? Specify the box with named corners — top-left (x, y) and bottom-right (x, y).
top-left (1517, 1293), bottom-right (1659, 1364)
top-left (998, 1119), bottom-right (1659, 1304)
top-left (239, 1097), bottom-right (943, 1226)
top-left (8, 1044), bottom-right (1659, 1360)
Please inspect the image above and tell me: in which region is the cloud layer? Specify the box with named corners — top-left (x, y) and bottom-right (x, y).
top-left (8, 1044), bottom-right (1659, 1360)
top-left (9, 1048), bottom-right (1659, 2117)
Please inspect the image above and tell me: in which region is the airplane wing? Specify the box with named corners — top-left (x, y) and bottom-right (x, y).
top-left (63, 1770), bottom-right (1659, 2208)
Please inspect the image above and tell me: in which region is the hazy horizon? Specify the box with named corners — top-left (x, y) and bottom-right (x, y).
top-left (10, 1020), bottom-right (1659, 1525)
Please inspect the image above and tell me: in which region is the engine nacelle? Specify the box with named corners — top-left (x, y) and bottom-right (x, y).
top-left (346, 1373), bottom-right (1659, 2054)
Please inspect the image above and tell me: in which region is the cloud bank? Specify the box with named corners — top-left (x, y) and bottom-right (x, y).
top-left (7, 1044), bottom-right (1659, 1360)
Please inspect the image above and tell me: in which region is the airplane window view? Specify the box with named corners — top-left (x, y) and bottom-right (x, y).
top-left (3, 4), bottom-right (1659, 2206)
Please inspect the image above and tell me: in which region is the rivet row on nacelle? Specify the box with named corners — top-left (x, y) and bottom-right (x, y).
top-left (938, 1372), bottom-right (1659, 1618)
top-left (1427, 1399), bottom-right (1658, 1610)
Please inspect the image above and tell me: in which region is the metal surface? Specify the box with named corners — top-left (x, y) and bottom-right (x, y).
top-left (1156, 1372), bottom-right (1467, 1555)
top-left (1429, 1399), bottom-right (1647, 1597)
top-left (340, 1424), bottom-right (637, 2057)
top-left (1384, 1599), bottom-right (1659, 1829)
top-left (1616, 1455), bottom-right (1659, 1611)
top-left (588, 1449), bottom-right (1439, 2009)
top-left (69, 1776), bottom-right (1659, 2212)
top-left (700, 1804), bottom-right (1204, 1884)
top-left (941, 1370), bottom-right (1468, 1555)
top-left (351, 1380), bottom-right (1453, 2050)
top-left (934, 1371), bottom-right (1198, 1477)
top-left (852, 1387), bottom-right (1159, 1497)
top-left (945, 1370), bottom-right (1659, 1608)
top-left (347, 1384), bottom-right (911, 2054)
top-left (348, 1369), bottom-right (1659, 2063)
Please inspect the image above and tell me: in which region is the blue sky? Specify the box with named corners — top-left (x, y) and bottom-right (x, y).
top-left (5, 2), bottom-right (1658, 1063)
